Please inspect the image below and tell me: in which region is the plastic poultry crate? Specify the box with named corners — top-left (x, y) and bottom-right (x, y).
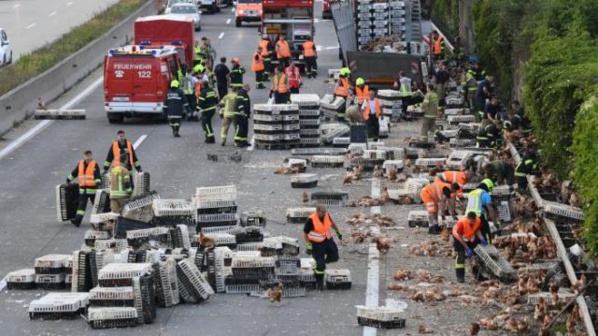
top-left (253, 114), bottom-right (283, 123)
top-left (444, 108), bottom-right (469, 115)
top-left (132, 275), bottom-right (156, 324)
top-left (332, 137), bottom-right (350, 148)
top-left (176, 259), bottom-right (215, 302)
top-left (94, 238), bottom-right (129, 252)
top-left (449, 138), bottom-right (478, 148)
top-left (195, 185), bottom-right (237, 201)
top-left (356, 305), bottom-right (406, 329)
top-left (474, 245), bottom-right (516, 280)
top-left (89, 286), bottom-right (135, 307)
top-left (71, 250), bottom-right (92, 293)
top-left (90, 250), bottom-right (115, 287)
top-left (298, 109), bottom-right (321, 119)
top-left (91, 189), bottom-right (111, 216)
top-left (126, 226), bottom-right (170, 243)
top-left (348, 143), bottom-right (367, 156)
top-left (236, 242), bottom-right (265, 252)
top-left (55, 183), bottom-right (79, 222)
top-left (84, 229), bottom-right (111, 247)
top-left (320, 123), bottom-right (351, 143)
top-left (542, 201), bottom-right (584, 221)
top-left (408, 140), bottom-right (436, 149)
top-left (310, 191), bottom-right (349, 207)
top-left (291, 93), bottom-right (320, 106)
top-left (325, 269), bottom-right (352, 290)
top-left (113, 216), bottom-right (152, 239)
top-left (152, 199), bottom-right (194, 217)
top-left (6, 269), bottom-right (36, 290)
top-left (153, 260), bottom-right (180, 308)
top-left (208, 233), bottom-right (237, 248)
top-left (98, 263), bottom-right (152, 287)
top-left (527, 291), bottom-right (576, 305)
top-left (131, 171), bottom-right (151, 198)
top-left (87, 307), bottom-right (139, 329)
top-left (35, 274), bottom-right (66, 290)
top-left (234, 228), bottom-right (264, 244)
top-left (415, 158), bottom-right (446, 169)
top-left (319, 95), bottom-right (345, 112)
top-left (382, 160), bottom-right (404, 172)
top-left (90, 212), bottom-right (119, 225)
top-left (310, 155), bottom-right (345, 168)
top-left (254, 103), bottom-right (299, 114)
top-left (196, 213), bottom-right (239, 229)
top-left (407, 210), bottom-right (430, 228)
top-left (290, 173), bottom-right (319, 188)
top-left (448, 115), bottom-right (475, 125)
top-left (300, 128), bottom-right (321, 137)
top-left (29, 292), bottom-right (89, 320)
top-left (34, 254), bottom-right (70, 274)
top-left (291, 148), bottom-right (348, 156)
top-left (194, 198), bottom-right (238, 215)
top-left (173, 224), bottom-right (191, 249)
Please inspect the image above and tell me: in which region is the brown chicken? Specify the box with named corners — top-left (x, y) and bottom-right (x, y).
top-left (393, 269), bottom-right (412, 281)
top-left (198, 232), bottom-right (215, 249)
top-left (381, 187), bottom-right (390, 202)
top-left (385, 168), bottom-right (398, 181)
top-left (566, 311), bottom-right (577, 334)
top-left (374, 236), bottom-right (391, 254)
top-left (274, 166), bottom-right (301, 175)
top-left (37, 97), bottom-right (47, 110)
top-left (534, 297), bottom-right (547, 320)
top-left (343, 173), bottom-right (355, 185)
top-left (268, 282), bottom-right (283, 305)
top-left (418, 325), bottom-right (433, 334)
top-left (373, 165), bottom-right (382, 178)
top-left (354, 164), bottom-right (365, 180)
top-left (469, 322), bottom-right (480, 336)
top-left (302, 191), bottom-right (309, 205)
top-left (440, 226), bottom-right (450, 242)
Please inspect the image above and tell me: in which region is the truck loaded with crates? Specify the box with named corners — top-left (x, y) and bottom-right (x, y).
top-left (260, 0), bottom-right (315, 70)
top-left (330, 0), bottom-right (427, 86)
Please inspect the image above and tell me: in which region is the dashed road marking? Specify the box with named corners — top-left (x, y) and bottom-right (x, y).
top-left (364, 178), bottom-right (381, 336)
top-left (218, 32), bottom-right (224, 39)
top-left (66, 1), bottom-right (74, 6)
top-left (226, 18), bottom-right (231, 25)
top-left (133, 135), bottom-right (148, 150)
top-left (26, 23), bottom-right (37, 29)
top-left (49, 11), bottom-right (57, 17)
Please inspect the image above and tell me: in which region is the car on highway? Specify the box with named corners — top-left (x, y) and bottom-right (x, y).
top-left (235, 0), bottom-right (262, 27)
top-left (166, 3), bottom-right (202, 31)
top-left (164, 0), bottom-right (196, 14)
top-left (0, 28), bottom-right (13, 66)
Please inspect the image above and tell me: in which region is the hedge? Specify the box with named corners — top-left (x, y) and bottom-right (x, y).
top-left (0, 0), bottom-right (147, 96)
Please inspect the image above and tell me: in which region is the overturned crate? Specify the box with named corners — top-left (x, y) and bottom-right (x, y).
top-left (291, 173), bottom-right (319, 188)
top-left (325, 269), bottom-right (352, 290)
top-left (474, 245), bottom-right (516, 282)
top-left (56, 183), bottom-right (79, 222)
top-left (310, 191), bottom-right (349, 207)
top-left (34, 109), bottom-right (86, 120)
top-left (286, 207), bottom-right (316, 224)
top-left (355, 305), bottom-right (406, 329)
top-left (152, 199), bottom-right (195, 227)
top-left (29, 293), bottom-right (89, 320)
top-left (177, 259), bottom-right (215, 303)
top-left (122, 191), bottom-right (160, 223)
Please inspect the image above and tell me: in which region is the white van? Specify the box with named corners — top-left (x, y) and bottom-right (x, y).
top-left (0, 28), bottom-right (12, 66)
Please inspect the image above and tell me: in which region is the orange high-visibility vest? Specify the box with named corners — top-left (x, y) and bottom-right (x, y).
top-left (433, 36), bottom-right (444, 55)
top-left (273, 74), bottom-right (288, 93)
top-left (362, 98), bottom-right (382, 120)
top-left (356, 85), bottom-right (369, 105)
top-left (276, 40), bottom-right (291, 59)
top-left (421, 180), bottom-right (451, 202)
top-left (194, 80), bottom-right (203, 98)
top-left (440, 171), bottom-right (467, 186)
top-left (259, 40), bottom-right (270, 58)
top-left (452, 217), bottom-right (481, 241)
top-left (307, 212), bottom-right (333, 243)
top-left (78, 160), bottom-right (97, 187)
top-left (112, 141), bottom-right (134, 168)
top-left (335, 77), bottom-right (349, 97)
top-left (252, 52), bottom-right (265, 71)
top-left (303, 41), bottom-right (315, 57)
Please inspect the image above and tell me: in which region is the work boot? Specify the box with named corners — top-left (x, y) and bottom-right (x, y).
top-left (457, 277), bottom-right (465, 283)
top-left (205, 137), bottom-right (215, 144)
top-left (314, 273), bottom-right (324, 291)
top-left (71, 217), bottom-right (81, 228)
top-left (221, 141), bottom-right (226, 146)
top-left (428, 225), bottom-right (441, 235)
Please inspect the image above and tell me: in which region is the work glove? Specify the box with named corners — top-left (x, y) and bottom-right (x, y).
top-left (466, 248), bottom-right (474, 257)
top-left (480, 238), bottom-right (487, 246)
top-left (305, 242), bottom-right (313, 256)
top-left (336, 230), bottom-right (343, 240)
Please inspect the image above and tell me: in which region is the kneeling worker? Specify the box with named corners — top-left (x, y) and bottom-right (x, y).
top-left (303, 205), bottom-right (342, 290)
top-left (420, 180), bottom-right (460, 234)
top-left (453, 212), bottom-right (487, 283)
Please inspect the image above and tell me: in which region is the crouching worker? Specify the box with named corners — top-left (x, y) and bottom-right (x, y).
top-left (303, 205), bottom-right (342, 291)
top-left (453, 212), bottom-right (487, 283)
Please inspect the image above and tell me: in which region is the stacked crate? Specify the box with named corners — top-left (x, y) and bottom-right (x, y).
top-left (389, 1), bottom-right (407, 36)
top-left (194, 185), bottom-right (239, 233)
top-left (34, 254), bottom-right (71, 290)
top-left (151, 199), bottom-right (195, 227)
top-left (29, 293), bottom-right (90, 320)
top-left (6, 269), bottom-right (36, 290)
top-left (122, 191), bottom-right (160, 223)
top-left (226, 254), bottom-right (275, 294)
top-left (253, 104), bottom-right (300, 150)
top-left (87, 263), bottom-right (156, 328)
top-left (377, 90), bottom-right (402, 121)
top-left (356, 1), bottom-right (390, 47)
top-left (291, 94), bottom-right (321, 148)
top-left (272, 256), bottom-right (306, 297)
top-left (152, 258), bottom-right (180, 308)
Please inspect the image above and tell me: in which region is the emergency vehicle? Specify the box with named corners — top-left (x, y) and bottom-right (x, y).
top-left (103, 45), bottom-right (183, 123)
top-left (235, 0), bottom-right (263, 27)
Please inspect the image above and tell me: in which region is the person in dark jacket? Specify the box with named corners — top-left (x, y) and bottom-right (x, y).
top-left (213, 57), bottom-right (230, 99)
top-left (198, 80), bottom-right (218, 143)
top-left (234, 84), bottom-right (251, 147)
top-left (103, 130), bottom-right (142, 173)
top-left (163, 80), bottom-right (190, 137)
top-left (229, 57), bottom-right (246, 89)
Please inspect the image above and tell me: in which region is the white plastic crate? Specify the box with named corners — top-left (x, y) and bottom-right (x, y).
top-left (208, 233), bottom-right (237, 247)
top-left (349, 143), bottom-right (367, 155)
top-left (122, 192), bottom-right (161, 211)
top-left (355, 305), bottom-right (406, 322)
top-left (84, 229), bottom-right (111, 242)
top-left (291, 173), bottom-right (318, 187)
top-left (445, 96), bottom-right (465, 106)
top-left (174, 224), bottom-right (192, 249)
top-left (382, 160), bottom-right (404, 171)
top-left (152, 199), bottom-right (194, 217)
top-left (448, 115), bottom-right (475, 124)
top-left (449, 138), bottom-right (477, 148)
top-left (35, 274), bottom-right (66, 284)
top-left (299, 118), bottom-right (321, 127)
top-left (98, 263), bottom-right (152, 283)
top-left (325, 269), bottom-right (352, 289)
top-left (94, 239), bottom-right (129, 251)
top-left (299, 109), bottom-right (321, 118)
top-left (126, 227), bottom-right (171, 240)
top-left (7, 268), bottom-right (36, 283)
top-left (310, 155), bottom-right (345, 168)
top-left (253, 114), bottom-right (283, 122)
top-left (91, 189), bottom-right (110, 216)
top-left (444, 108), bottom-right (469, 115)
top-left (333, 137), bottom-right (350, 146)
top-left (363, 149), bottom-right (386, 160)
top-left (446, 151), bottom-right (474, 170)
top-left (527, 291), bottom-right (576, 305)
top-left (195, 185), bottom-right (238, 201)
top-left (196, 213), bottom-right (238, 225)
top-left (34, 254), bottom-right (70, 270)
top-left (87, 307), bottom-right (138, 329)
top-left (491, 185), bottom-right (512, 197)
top-left (387, 189), bottom-right (412, 200)
top-left (29, 292), bottom-right (89, 318)
top-left (236, 242), bottom-right (265, 251)
top-left (253, 103), bottom-right (299, 113)
top-left (290, 94), bottom-right (320, 106)
top-left (232, 256), bottom-right (276, 268)
top-left (89, 286), bottom-right (135, 302)
top-left (474, 245), bottom-right (516, 279)
top-left (226, 284), bottom-right (260, 294)
top-left (542, 201), bottom-right (584, 221)
top-left (320, 95), bottom-right (345, 111)
top-left (90, 212), bottom-right (119, 224)
top-left (199, 226), bottom-right (237, 235)
top-left (286, 158), bottom-right (308, 169)
top-left (177, 259), bottom-right (214, 300)
top-left (193, 198), bottom-right (237, 210)
top-left (407, 210), bottom-right (428, 222)
top-left (132, 171), bottom-right (151, 198)
top-left (154, 258), bottom-right (180, 308)
top-left (415, 158), bottom-right (446, 169)
top-left (253, 123), bottom-right (283, 132)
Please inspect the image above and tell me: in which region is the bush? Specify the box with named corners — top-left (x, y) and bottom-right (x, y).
top-left (0, 0), bottom-right (146, 96)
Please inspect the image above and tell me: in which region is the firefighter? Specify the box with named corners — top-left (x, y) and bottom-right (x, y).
top-left (276, 35), bottom-right (292, 68)
top-left (234, 84), bottom-right (251, 148)
top-left (303, 205), bottom-right (342, 291)
top-left (182, 66), bottom-right (198, 120)
top-left (285, 60), bottom-right (301, 94)
top-left (218, 86), bottom-right (240, 146)
top-left (420, 180), bottom-right (460, 234)
top-left (361, 87), bottom-right (381, 142)
top-left (453, 212), bottom-right (487, 283)
top-left (198, 80), bottom-right (218, 143)
top-left (109, 153), bottom-right (132, 214)
top-left (334, 68), bottom-right (351, 121)
top-left (259, 35), bottom-right (273, 81)
top-left (66, 150), bottom-right (101, 227)
top-left (163, 80), bottom-right (190, 138)
top-left (229, 57), bottom-right (245, 89)
top-left (466, 178), bottom-right (501, 244)
top-left (103, 130), bottom-right (142, 174)
top-left (302, 36), bottom-right (318, 78)
top-left (509, 100), bottom-right (533, 136)
top-left (476, 121), bottom-right (501, 148)
top-left (354, 77), bottom-right (369, 106)
top-left (270, 66), bottom-right (289, 104)
top-left (252, 46), bottom-right (266, 89)
top-left (193, 39), bottom-right (203, 67)
top-left (515, 145), bottom-right (539, 191)
top-left (420, 83), bottom-right (439, 142)
top-left (461, 65), bottom-right (478, 109)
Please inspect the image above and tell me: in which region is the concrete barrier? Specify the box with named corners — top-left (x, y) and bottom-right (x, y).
top-left (0, 0), bottom-right (158, 137)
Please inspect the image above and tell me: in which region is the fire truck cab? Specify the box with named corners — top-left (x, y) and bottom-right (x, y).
top-left (103, 45), bottom-right (183, 123)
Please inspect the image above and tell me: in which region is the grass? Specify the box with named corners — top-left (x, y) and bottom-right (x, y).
top-left (0, 0), bottom-right (148, 96)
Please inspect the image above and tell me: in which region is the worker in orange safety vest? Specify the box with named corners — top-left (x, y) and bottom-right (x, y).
top-left (420, 180), bottom-right (460, 234)
top-left (452, 212), bottom-right (487, 283)
top-left (302, 36), bottom-right (318, 78)
top-left (252, 46), bottom-right (266, 89)
top-left (67, 150), bottom-right (102, 227)
top-left (360, 88), bottom-right (382, 142)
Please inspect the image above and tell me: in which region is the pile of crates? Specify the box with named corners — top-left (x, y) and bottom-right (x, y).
top-left (319, 94), bottom-right (346, 120)
top-left (291, 94), bottom-right (321, 148)
top-left (87, 263), bottom-right (156, 328)
top-left (355, 0), bottom-right (391, 47)
top-left (34, 254), bottom-right (71, 290)
top-left (151, 199), bottom-right (195, 227)
top-left (226, 254), bottom-right (276, 294)
top-left (253, 104), bottom-right (300, 150)
top-left (389, 1), bottom-right (408, 36)
top-left (29, 293), bottom-right (90, 320)
top-left (194, 185), bottom-right (239, 233)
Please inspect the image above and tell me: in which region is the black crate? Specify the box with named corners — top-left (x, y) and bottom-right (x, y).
top-left (287, 216), bottom-right (309, 224)
top-left (36, 282), bottom-right (66, 290)
top-left (136, 275), bottom-right (156, 324)
top-left (29, 309), bottom-right (86, 321)
top-left (326, 281), bottom-right (352, 290)
top-left (350, 125), bottom-right (367, 143)
top-left (235, 231), bottom-right (264, 244)
top-left (34, 267), bottom-right (65, 275)
top-left (89, 299), bottom-right (135, 307)
top-left (90, 318), bottom-right (138, 329)
top-left (231, 267), bottom-right (275, 278)
top-left (408, 140), bottom-right (436, 149)
top-left (57, 183), bottom-right (79, 221)
top-left (114, 217), bottom-right (153, 239)
top-left (7, 282), bottom-right (36, 290)
top-left (152, 216), bottom-right (195, 227)
top-left (197, 206), bottom-right (238, 215)
top-left (291, 181), bottom-right (318, 188)
top-left (357, 317), bottom-right (406, 329)
top-left (74, 250), bottom-right (92, 292)
top-left (225, 275), bottom-right (263, 285)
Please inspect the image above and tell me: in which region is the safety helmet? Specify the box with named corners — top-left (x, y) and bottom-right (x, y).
top-left (356, 78), bottom-right (365, 86)
top-left (194, 64), bottom-right (205, 74)
top-left (503, 120), bottom-right (513, 131)
top-left (170, 80), bottom-right (180, 88)
top-left (481, 178), bottom-right (494, 192)
top-left (232, 57), bottom-right (240, 64)
top-left (340, 67), bottom-right (351, 76)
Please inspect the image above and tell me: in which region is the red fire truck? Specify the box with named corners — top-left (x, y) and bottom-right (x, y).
top-left (133, 16), bottom-right (195, 68)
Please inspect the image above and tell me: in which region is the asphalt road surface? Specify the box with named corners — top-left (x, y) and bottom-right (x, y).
top-left (0, 6), bottom-right (381, 336)
top-left (0, 0), bottom-right (120, 62)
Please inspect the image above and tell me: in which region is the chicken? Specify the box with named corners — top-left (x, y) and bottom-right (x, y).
top-left (268, 282), bottom-right (283, 305)
top-left (549, 281), bottom-right (559, 294)
top-left (418, 325), bottom-right (433, 334)
top-left (374, 236), bottom-right (391, 254)
top-left (302, 191), bottom-right (309, 205)
top-left (393, 269), bottom-right (412, 281)
top-left (274, 166), bottom-right (301, 174)
top-left (385, 168), bottom-right (397, 181)
top-left (198, 232), bottom-right (215, 249)
top-left (566, 311), bottom-right (577, 334)
top-left (469, 322), bottom-right (480, 336)
top-left (37, 97), bottom-right (47, 110)
top-left (373, 165), bottom-right (382, 178)
top-left (351, 231), bottom-right (367, 243)
top-left (399, 195), bottom-right (413, 205)
top-left (354, 164), bottom-right (365, 180)
top-left (569, 192), bottom-right (580, 207)
top-left (526, 276), bottom-right (539, 294)
top-left (381, 187), bottom-right (390, 202)
top-left (343, 173), bottom-right (355, 185)
top-left (534, 297), bottom-right (547, 320)
top-left (440, 226), bottom-right (450, 242)
top-left (505, 318), bottom-right (519, 333)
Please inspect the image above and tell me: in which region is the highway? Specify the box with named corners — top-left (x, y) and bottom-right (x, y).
top-left (0, 0), bottom-right (121, 62)
top-left (0, 6), bottom-right (380, 335)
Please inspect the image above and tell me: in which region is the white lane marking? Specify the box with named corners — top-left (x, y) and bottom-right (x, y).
top-left (12, 4), bottom-right (21, 8)
top-left (218, 32), bottom-right (224, 39)
top-left (133, 135), bottom-right (147, 150)
top-left (0, 278), bottom-right (6, 292)
top-left (26, 23), bottom-right (37, 29)
top-left (364, 178), bottom-right (381, 336)
top-left (226, 19), bottom-right (231, 25)
top-left (0, 76), bottom-right (104, 162)
top-left (246, 136), bottom-right (255, 151)
top-left (49, 11), bottom-right (57, 17)
top-left (67, 1), bottom-right (74, 7)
